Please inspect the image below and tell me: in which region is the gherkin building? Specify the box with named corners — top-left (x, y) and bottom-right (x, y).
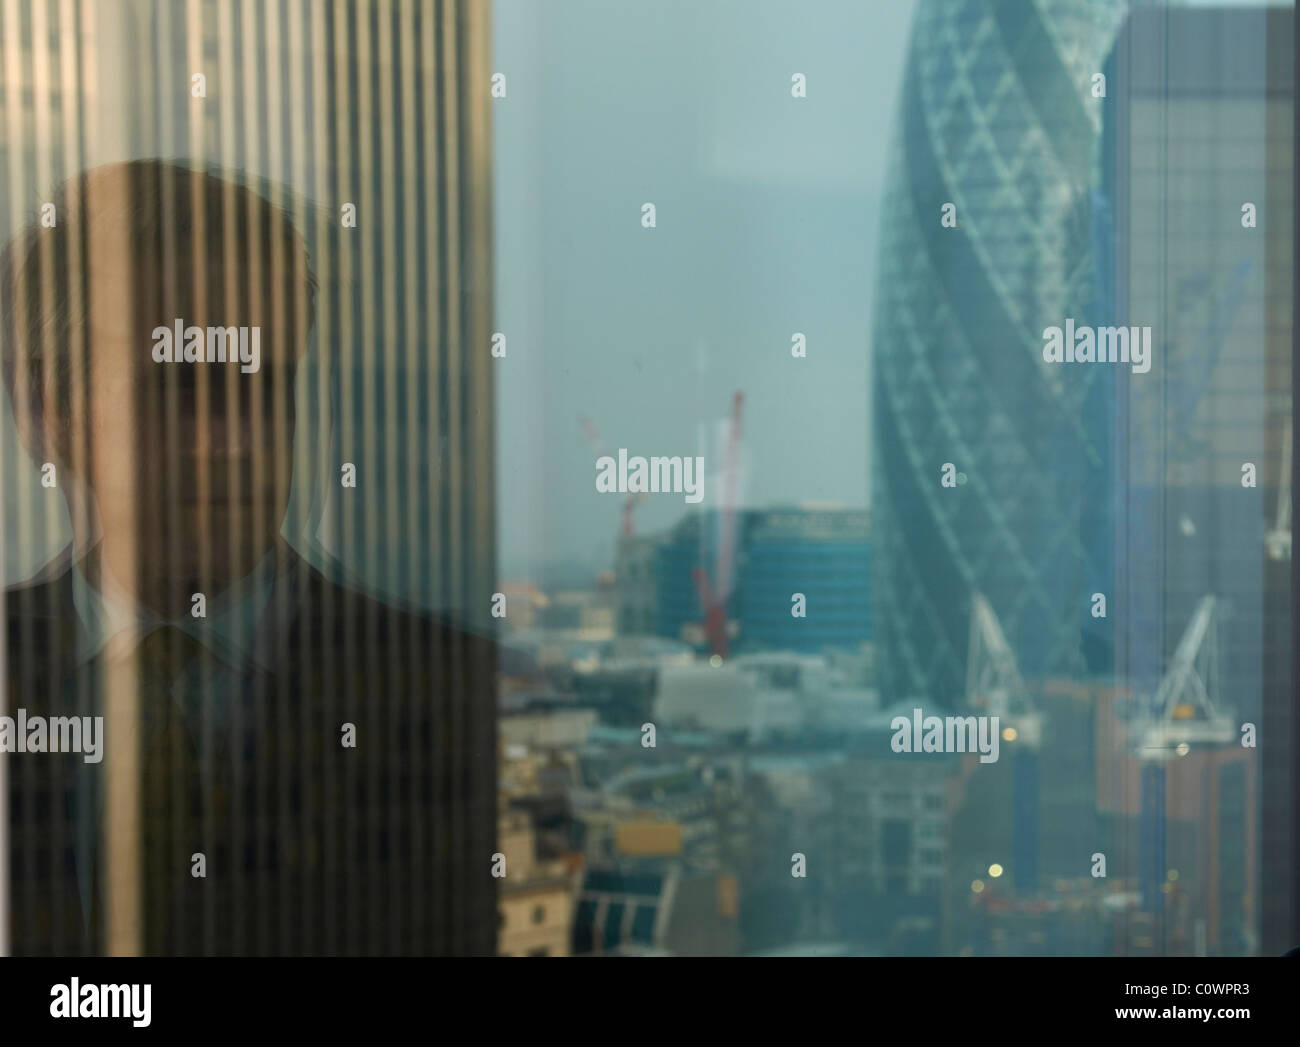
top-left (872, 0), bottom-right (1128, 706)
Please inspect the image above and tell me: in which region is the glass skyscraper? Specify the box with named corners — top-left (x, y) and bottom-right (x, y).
top-left (871, 0), bottom-right (1127, 707)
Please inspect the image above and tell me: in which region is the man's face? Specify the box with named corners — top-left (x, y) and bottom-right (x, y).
top-left (57, 169), bottom-right (310, 589)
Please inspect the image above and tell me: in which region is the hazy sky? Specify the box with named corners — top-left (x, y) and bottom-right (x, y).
top-left (492, 0), bottom-right (918, 578)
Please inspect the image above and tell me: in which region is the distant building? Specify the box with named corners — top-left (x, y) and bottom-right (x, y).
top-left (496, 581), bottom-right (551, 631)
top-left (500, 708), bottom-right (598, 752)
top-left (562, 742), bottom-right (753, 957)
top-left (1096, 713), bottom-right (1258, 956)
top-left (820, 712), bottom-right (954, 952)
top-left (614, 533), bottom-right (666, 635)
top-left (965, 887), bottom-right (1114, 958)
top-left (652, 652), bottom-right (877, 740)
top-left (538, 588), bottom-right (615, 638)
top-left (559, 662), bottom-right (660, 728)
top-left (498, 807), bottom-right (577, 958)
top-left (653, 507), bottom-right (870, 656)
top-left (571, 864), bottom-right (740, 957)
top-left (943, 681), bottom-right (1106, 954)
top-left (654, 661), bottom-right (805, 738)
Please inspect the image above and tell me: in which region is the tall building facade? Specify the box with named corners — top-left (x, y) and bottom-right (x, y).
top-left (871, 0), bottom-right (1126, 707)
top-left (1098, 5), bottom-right (1291, 955)
top-left (1, 0), bottom-right (497, 956)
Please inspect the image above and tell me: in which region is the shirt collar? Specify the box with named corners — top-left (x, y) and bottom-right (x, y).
top-left (69, 544), bottom-right (287, 671)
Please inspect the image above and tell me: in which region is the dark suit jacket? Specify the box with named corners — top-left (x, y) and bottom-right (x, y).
top-left (3, 545), bottom-right (497, 956)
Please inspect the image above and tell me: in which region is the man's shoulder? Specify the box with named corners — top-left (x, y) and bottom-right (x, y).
top-left (3, 556), bottom-right (78, 633)
top-left (4, 548), bottom-right (77, 599)
top-left (2, 560), bottom-right (83, 703)
top-left (272, 559), bottom-right (496, 716)
top-left (284, 554), bottom-right (497, 662)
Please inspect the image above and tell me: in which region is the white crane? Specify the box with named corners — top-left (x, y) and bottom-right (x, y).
top-left (1135, 595), bottom-right (1234, 760)
top-left (966, 593), bottom-right (1038, 745)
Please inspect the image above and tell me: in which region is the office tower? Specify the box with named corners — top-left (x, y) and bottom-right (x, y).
top-left (1098, 4), bottom-right (1291, 955)
top-left (871, 0), bottom-right (1126, 706)
top-left (1, 0), bottom-right (496, 956)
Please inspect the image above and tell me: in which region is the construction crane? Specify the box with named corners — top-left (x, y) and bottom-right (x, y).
top-left (1266, 418), bottom-right (1291, 561)
top-left (967, 595), bottom-right (1033, 721)
top-left (1133, 595), bottom-right (1234, 758)
top-left (580, 415), bottom-right (647, 537)
top-left (967, 593), bottom-right (1040, 891)
top-left (692, 391), bottom-right (744, 660)
top-left (1130, 595), bottom-right (1234, 917)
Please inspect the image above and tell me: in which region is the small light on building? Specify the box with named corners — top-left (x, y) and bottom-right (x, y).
top-left (709, 654), bottom-right (723, 668)
top-left (1002, 726), bottom-right (1017, 743)
top-left (1167, 869), bottom-right (1179, 882)
top-left (1175, 742), bottom-right (1190, 756)
top-left (988, 863), bottom-right (1003, 879)
top-left (971, 879), bottom-right (985, 894)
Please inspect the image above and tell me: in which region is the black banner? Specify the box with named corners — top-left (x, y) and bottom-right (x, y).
top-left (0, 956), bottom-right (1292, 1035)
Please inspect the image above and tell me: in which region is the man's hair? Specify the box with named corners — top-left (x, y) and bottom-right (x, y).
top-left (0, 158), bottom-right (318, 459)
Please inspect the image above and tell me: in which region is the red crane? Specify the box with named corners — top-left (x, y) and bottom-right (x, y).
top-left (692, 391), bottom-right (744, 659)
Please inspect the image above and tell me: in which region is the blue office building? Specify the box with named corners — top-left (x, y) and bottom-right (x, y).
top-left (654, 508), bottom-right (871, 655)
